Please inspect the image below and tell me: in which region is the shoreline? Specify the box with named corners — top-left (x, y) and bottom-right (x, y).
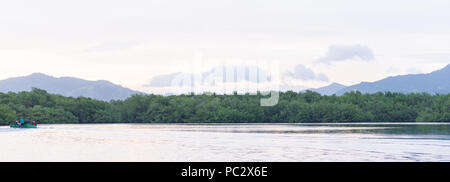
top-left (2, 121), bottom-right (450, 127)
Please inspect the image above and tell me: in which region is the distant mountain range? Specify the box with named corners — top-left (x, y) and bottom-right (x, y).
top-left (0, 73), bottom-right (141, 101)
top-left (309, 64), bottom-right (449, 95)
top-left (335, 64), bottom-right (450, 95)
top-left (305, 83), bottom-right (347, 95)
top-left (0, 64), bottom-right (448, 101)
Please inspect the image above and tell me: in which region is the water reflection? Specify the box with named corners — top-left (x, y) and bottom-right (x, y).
top-left (1, 123), bottom-right (450, 162)
top-left (168, 123), bottom-right (450, 136)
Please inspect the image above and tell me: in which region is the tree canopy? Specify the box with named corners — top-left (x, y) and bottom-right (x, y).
top-left (0, 88), bottom-right (448, 124)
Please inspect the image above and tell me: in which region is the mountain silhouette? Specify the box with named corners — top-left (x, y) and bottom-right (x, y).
top-left (0, 73), bottom-right (141, 101)
top-left (335, 64), bottom-right (450, 95)
top-left (306, 83), bottom-right (347, 95)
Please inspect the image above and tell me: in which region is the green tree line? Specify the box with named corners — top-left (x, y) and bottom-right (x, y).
top-left (0, 88), bottom-right (449, 125)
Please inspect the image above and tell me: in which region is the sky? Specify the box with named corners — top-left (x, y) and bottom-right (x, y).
top-left (1, 0), bottom-right (449, 94)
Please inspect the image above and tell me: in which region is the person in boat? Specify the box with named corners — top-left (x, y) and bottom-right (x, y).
top-left (20, 117), bottom-right (24, 126)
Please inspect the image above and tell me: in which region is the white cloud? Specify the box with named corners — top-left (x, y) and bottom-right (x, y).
top-left (386, 67), bottom-right (401, 74)
top-left (1, 0), bottom-right (450, 93)
top-left (317, 45), bottom-right (375, 63)
top-left (284, 64), bottom-right (329, 82)
top-left (144, 72), bottom-right (185, 87)
top-left (144, 65), bottom-right (272, 88)
top-left (406, 67), bottom-right (423, 74)
top-left (85, 42), bottom-right (141, 53)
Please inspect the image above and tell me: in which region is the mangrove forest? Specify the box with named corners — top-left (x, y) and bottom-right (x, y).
top-left (0, 88), bottom-right (449, 125)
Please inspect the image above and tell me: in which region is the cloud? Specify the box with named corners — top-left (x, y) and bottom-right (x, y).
top-left (284, 64), bottom-right (329, 82)
top-left (406, 67), bottom-right (423, 74)
top-left (317, 45), bottom-right (375, 63)
top-left (143, 72), bottom-right (186, 87)
top-left (204, 65), bottom-right (272, 83)
top-left (85, 42), bottom-right (141, 53)
top-left (386, 67), bottom-right (423, 75)
top-left (144, 65), bottom-right (272, 87)
top-left (386, 67), bottom-right (401, 74)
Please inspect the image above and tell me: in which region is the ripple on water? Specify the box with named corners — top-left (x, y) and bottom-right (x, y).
top-left (1, 123), bottom-right (450, 161)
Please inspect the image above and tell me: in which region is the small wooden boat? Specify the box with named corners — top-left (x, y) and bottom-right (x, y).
top-left (10, 122), bottom-right (37, 128)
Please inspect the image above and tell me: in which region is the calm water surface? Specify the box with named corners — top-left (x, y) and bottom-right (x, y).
top-left (1, 123), bottom-right (450, 161)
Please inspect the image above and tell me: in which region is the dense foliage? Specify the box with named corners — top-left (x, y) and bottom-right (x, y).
top-left (0, 88), bottom-right (449, 125)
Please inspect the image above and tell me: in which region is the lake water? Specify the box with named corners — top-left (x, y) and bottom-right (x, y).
top-left (1, 123), bottom-right (450, 162)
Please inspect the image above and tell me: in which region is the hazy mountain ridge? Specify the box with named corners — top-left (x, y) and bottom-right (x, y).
top-left (0, 73), bottom-right (142, 101)
top-left (335, 64), bottom-right (450, 95)
top-left (306, 83), bottom-right (347, 95)
top-left (0, 64), bottom-right (448, 100)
